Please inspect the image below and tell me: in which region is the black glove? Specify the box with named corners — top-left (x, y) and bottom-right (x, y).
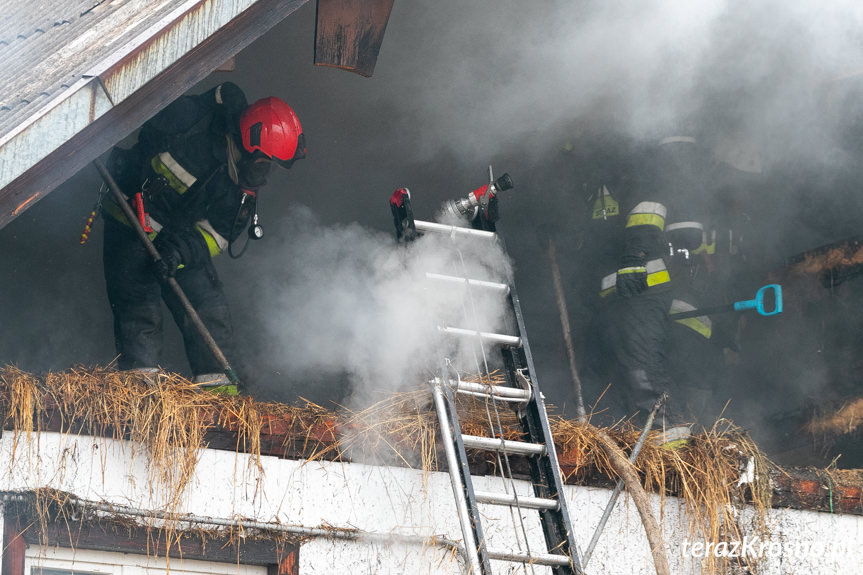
top-left (616, 266), bottom-right (648, 297)
top-left (152, 233), bottom-right (184, 282)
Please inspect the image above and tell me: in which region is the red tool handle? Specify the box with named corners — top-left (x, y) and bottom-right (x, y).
top-left (132, 192), bottom-right (153, 233)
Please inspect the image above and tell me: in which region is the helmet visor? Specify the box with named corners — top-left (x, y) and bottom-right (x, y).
top-left (275, 133), bottom-right (306, 169)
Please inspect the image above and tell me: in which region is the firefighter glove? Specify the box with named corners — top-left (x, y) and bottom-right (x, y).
top-left (616, 266), bottom-right (648, 297)
top-left (152, 233), bottom-right (184, 282)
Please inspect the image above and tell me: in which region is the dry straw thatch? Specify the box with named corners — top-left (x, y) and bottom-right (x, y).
top-left (806, 397), bottom-right (863, 437)
top-left (0, 366), bottom-right (772, 573)
top-left (789, 242), bottom-right (863, 277)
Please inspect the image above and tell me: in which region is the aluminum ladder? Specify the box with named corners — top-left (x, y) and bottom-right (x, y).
top-left (416, 218), bottom-right (583, 575)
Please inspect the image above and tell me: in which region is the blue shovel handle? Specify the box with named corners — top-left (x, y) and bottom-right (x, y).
top-left (733, 284), bottom-right (783, 316)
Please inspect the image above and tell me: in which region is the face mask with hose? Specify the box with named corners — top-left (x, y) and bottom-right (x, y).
top-left (227, 97), bottom-right (307, 258)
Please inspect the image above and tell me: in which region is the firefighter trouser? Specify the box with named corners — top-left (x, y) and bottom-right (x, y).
top-left (103, 218), bottom-right (234, 375)
top-left (599, 290), bottom-right (674, 416)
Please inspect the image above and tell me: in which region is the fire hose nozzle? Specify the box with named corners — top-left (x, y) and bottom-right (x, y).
top-left (441, 196), bottom-right (477, 218)
top-left (439, 172), bottom-right (514, 221)
top-left (494, 172), bottom-right (513, 192)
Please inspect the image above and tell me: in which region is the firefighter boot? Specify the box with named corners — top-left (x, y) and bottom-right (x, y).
top-left (626, 369), bottom-right (691, 449)
top-left (192, 373), bottom-right (238, 396)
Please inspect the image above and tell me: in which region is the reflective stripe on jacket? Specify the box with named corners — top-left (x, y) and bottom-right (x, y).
top-left (626, 201), bottom-right (667, 230)
top-left (600, 258), bottom-right (670, 297)
top-left (669, 298), bottom-right (712, 339)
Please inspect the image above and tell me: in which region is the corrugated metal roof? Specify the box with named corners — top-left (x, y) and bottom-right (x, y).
top-left (0, 0), bottom-right (309, 229)
top-left (1, 2), bottom-right (119, 137)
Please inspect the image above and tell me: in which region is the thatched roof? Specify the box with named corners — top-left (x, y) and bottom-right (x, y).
top-left (1, 365), bottom-right (860, 521)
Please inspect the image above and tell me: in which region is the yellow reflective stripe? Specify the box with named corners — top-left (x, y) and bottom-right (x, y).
top-left (673, 316), bottom-right (712, 338)
top-left (669, 299), bottom-right (711, 338)
top-left (203, 384), bottom-right (238, 396)
top-left (196, 219), bottom-right (228, 251)
top-left (103, 199), bottom-right (159, 240)
top-left (102, 197), bottom-right (130, 225)
top-left (600, 272), bottom-right (668, 296)
top-left (626, 212), bottom-right (665, 230)
top-left (691, 242), bottom-right (716, 255)
top-left (646, 269), bottom-right (670, 287)
top-left (151, 153), bottom-right (196, 194)
top-left (599, 259), bottom-right (669, 296)
top-left (196, 225), bottom-right (224, 257)
top-left (618, 266), bottom-right (646, 275)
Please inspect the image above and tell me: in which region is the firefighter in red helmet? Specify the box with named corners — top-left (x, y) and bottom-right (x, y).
top-left (102, 82), bottom-right (305, 393)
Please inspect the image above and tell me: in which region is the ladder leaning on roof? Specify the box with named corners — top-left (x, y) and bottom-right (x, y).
top-left (390, 184), bottom-right (583, 575)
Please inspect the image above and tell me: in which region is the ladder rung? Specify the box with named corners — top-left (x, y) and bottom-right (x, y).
top-left (414, 219), bottom-right (497, 240)
top-left (486, 548), bottom-right (572, 567)
top-left (453, 380), bottom-right (531, 402)
top-left (460, 434), bottom-right (547, 456)
top-left (474, 490), bottom-right (559, 510)
top-left (438, 326), bottom-right (522, 348)
top-left (425, 272), bottom-right (511, 295)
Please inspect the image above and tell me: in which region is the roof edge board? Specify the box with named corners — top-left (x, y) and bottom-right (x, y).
top-left (0, 0), bottom-right (258, 180)
top-left (90, 0), bottom-right (260, 103)
top-left (0, 77), bottom-right (112, 194)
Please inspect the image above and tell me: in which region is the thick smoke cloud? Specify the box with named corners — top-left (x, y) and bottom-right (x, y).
top-left (237, 206), bottom-right (514, 410)
top-left (378, 0), bottom-right (863, 169)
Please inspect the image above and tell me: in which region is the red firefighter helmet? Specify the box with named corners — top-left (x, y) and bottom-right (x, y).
top-left (240, 97), bottom-right (306, 168)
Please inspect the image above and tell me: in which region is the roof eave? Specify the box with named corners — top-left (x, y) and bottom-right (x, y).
top-left (0, 0), bottom-right (309, 230)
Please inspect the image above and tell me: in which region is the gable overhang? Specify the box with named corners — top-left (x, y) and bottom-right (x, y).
top-left (0, 0), bottom-right (309, 231)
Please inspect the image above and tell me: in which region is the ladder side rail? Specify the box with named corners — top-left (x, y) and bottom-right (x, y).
top-left (433, 380), bottom-right (493, 574)
top-left (447, 241), bottom-right (543, 571)
top-left (506, 279), bottom-right (584, 575)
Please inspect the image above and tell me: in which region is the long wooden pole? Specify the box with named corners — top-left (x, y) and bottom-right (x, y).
top-left (94, 159), bottom-right (239, 385)
top-left (547, 238), bottom-right (586, 421)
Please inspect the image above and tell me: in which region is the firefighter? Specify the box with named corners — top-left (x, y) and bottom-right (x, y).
top-left (583, 134), bottom-right (727, 427)
top-left (102, 82), bottom-right (306, 393)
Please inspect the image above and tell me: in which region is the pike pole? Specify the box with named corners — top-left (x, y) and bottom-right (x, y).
top-left (94, 159), bottom-right (240, 386)
top-left (548, 238), bottom-right (586, 421)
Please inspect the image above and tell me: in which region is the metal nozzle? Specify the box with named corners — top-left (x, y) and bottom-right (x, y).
top-left (439, 168), bottom-right (514, 221)
top-left (494, 173), bottom-right (513, 192)
top-left (441, 196), bottom-right (478, 218)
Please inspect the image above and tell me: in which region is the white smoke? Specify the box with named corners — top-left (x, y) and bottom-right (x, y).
top-left (378, 0), bottom-right (863, 168)
top-left (253, 205), bottom-right (515, 410)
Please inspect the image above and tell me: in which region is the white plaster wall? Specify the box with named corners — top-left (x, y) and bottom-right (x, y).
top-left (0, 431), bottom-right (860, 574)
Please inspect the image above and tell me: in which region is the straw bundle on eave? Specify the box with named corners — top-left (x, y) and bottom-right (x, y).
top-left (806, 397), bottom-right (863, 437)
top-left (0, 366), bottom-right (776, 572)
top-left (789, 240), bottom-right (863, 277)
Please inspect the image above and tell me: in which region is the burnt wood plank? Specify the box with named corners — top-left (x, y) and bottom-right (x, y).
top-left (314, 0), bottom-right (395, 77)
